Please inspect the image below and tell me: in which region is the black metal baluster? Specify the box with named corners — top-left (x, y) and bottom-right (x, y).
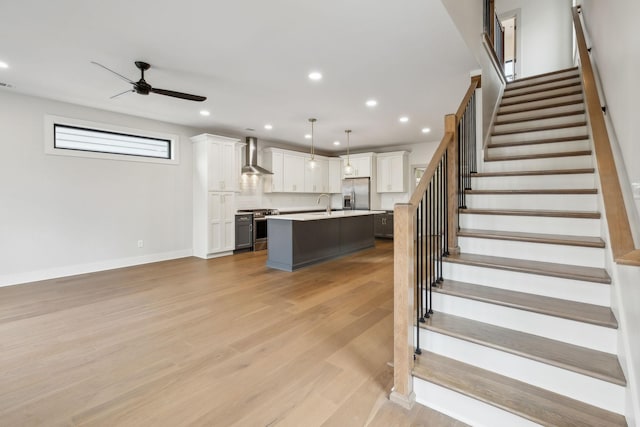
top-left (438, 158), bottom-right (444, 284)
top-left (443, 149), bottom-right (449, 257)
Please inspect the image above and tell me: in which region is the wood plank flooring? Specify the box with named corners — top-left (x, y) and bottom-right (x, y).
top-left (0, 240), bottom-right (466, 427)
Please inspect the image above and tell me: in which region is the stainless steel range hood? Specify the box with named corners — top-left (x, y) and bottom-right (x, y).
top-left (242, 137), bottom-right (273, 175)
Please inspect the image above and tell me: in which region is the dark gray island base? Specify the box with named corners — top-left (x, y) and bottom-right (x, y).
top-left (266, 212), bottom-right (379, 272)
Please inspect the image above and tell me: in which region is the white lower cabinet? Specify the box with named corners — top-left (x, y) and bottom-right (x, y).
top-left (207, 192), bottom-right (235, 255)
top-left (194, 191), bottom-right (235, 258)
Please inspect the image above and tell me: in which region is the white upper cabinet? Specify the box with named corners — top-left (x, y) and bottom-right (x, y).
top-left (191, 133), bottom-right (243, 192)
top-left (328, 158), bottom-right (342, 193)
top-left (283, 152), bottom-right (306, 193)
top-left (263, 149), bottom-right (284, 193)
top-left (341, 153), bottom-right (375, 178)
top-left (377, 151), bottom-right (408, 193)
top-left (264, 148), bottom-right (333, 193)
top-left (305, 157), bottom-right (329, 193)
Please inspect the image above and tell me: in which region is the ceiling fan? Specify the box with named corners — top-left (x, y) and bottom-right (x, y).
top-left (91, 60), bottom-right (207, 102)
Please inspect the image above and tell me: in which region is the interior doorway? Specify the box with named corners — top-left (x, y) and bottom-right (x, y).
top-left (502, 16), bottom-right (517, 81)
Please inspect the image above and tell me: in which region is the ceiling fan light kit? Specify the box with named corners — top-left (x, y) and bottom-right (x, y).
top-left (92, 60), bottom-right (207, 102)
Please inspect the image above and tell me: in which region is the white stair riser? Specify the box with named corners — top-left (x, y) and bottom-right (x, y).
top-left (481, 155), bottom-right (593, 172)
top-left (430, 293), bottom-right (616, 353)
top-left (459, 214), bottom-right (601, 237)
top-left (493, 114), bottom-right (586, 133)
top-left (497, 103), bottom-right (585, 122)
top-left (466, 193), bottom-right (598, 211)
top-left (413, 378), bottom-right (541, 427)
top-left (457, 237), bottom-right (605, 268)
top-left (472, 173), bottom-right (594, 190)
top-left (491, 126), bottom-right (588, 145)
top-left (504, 77), bottom-right (581, 96)
top-left (502, 86), bottom-right (582, 105)
top-left (499, 94), bottom-right (583, 114)
top-left (487, 140), bottom-right (591, 157)
top-left (442, 262), bottom-right (610, 306)
top-left (419, 330), bottom-right (624, 414)
top-left (507, 71), bottom-right (580, 89)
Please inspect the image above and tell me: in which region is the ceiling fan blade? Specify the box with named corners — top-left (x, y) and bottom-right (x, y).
top-left (91, 61), bottom-right (134, 84)
top-left (151, 87), bottom-right (207, 102)
top-left (110, 89), bottom-right (135, 99)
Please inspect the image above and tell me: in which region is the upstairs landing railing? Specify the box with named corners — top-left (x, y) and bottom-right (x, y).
top-left (390, 75), bottom-right (480, 408)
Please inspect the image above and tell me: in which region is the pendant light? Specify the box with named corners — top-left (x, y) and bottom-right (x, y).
top-left (308, 118), bottom-right (317, 169)
top-left (344, 129), bottom-right (353, 175)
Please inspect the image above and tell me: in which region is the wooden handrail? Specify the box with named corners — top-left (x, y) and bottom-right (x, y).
top-left (410, 76), bottom-right (481, 208)
top-left (573, 6), bottom-right (640, 265)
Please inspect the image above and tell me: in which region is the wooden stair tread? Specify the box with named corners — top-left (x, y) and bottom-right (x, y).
top-left (494, 109), bottom-right (586, 125)
top-left (505, 74), bottom-right (581, 92)
top-left (433, 280), bottom-right (618, 329)
top-left (472, 168), bottom-right (594, 178)
top-left (499, 99), bottom-right (584, 115)
top-left (466, 189), bottom-right (597, 195)
top-left (501, 89), bottom-right (583, 107)
top-left (492, 121), bottom-right (586, 136)
top-left (457, 228), bottom-right (605, 248)
top-left (444, 253), bottom-right (611, 284)
top-left (502, 81), bottom-right (582, 99)
top-left (487, 134), bottom-right (589, 148)
top-left (421, 311), bottom-right (623, 384)
top-left (507, 67), bottom-right (579, 84)
top-left (458, 208), bottom-right (600, 219)
top-left (485, 149), bottom-right (592, 162)
top-left (413, 352), bottom-right (627, 426)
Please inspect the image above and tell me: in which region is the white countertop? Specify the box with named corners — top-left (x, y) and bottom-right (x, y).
top-left (267, 210), bottom-right (385, 221)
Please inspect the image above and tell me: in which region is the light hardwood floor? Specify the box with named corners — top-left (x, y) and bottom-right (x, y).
top-left (0, 240), bottom-right (466, 427)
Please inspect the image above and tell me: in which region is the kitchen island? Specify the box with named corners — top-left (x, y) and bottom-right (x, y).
top-left (266, 210), bottom-right (383, 272)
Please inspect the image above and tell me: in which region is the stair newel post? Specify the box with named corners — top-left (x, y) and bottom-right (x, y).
top-left (445, 114), bottom-right (460, 255)
top-left (391, 203), bottom-right (416, 409)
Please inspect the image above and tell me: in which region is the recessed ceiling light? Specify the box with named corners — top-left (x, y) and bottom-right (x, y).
top-left (264, 124), bottom-right (273, 130)
top-left (333, 141), bottom-right (341, 146)
top-left (399, 116), bottom-right (409, 123)
top-left (308, 71), bottom-right (322, 81)
top-left (421, 127), bottom-right (431, 133)
top-left (365, 99), bottom-right (377, 107)
top-left (304, 134), bottom-right (312, 139)
top-left (199, 110), bottom-right (210, 116)
top-left (0, 61), bottom-right (8, 69)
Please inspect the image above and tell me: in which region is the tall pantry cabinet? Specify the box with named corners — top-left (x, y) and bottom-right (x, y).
top-left (191, 134), bottom-right (243, 259)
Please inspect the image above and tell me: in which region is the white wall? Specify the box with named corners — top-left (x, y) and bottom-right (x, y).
top-left (577, 1), bottom-right (640, 423)
top-left (578, 0), bottom-right (640, 233)
top-left (496, 0), bottom-right (573, 78)
top-left (0, 91), bottom-right (200, 286)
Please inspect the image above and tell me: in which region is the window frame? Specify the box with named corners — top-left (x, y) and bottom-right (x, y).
top-left (44, 115), bottom-right (179, 164)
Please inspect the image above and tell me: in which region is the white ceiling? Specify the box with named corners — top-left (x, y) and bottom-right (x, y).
top-left (0, 0), bottom-right (477, 152)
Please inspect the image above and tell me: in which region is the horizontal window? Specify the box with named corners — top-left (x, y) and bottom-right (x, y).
top-left (45, 115), bottom-right (179, 164)
top-left (54, 124), bottom-right (171, 159)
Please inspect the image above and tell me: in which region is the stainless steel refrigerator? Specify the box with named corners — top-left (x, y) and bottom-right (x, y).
top-left (342, 177), bottom-right (371, 210)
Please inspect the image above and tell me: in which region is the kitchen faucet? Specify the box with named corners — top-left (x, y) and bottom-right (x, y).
top-left (317, 193), bottom-right (331, 215)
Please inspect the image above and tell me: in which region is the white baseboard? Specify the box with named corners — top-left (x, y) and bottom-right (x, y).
top-left (0, 249), bottom-right (193, 287)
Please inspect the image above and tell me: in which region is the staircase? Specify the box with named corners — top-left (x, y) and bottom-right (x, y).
top-left (412, 68), bottom-right (628, 426)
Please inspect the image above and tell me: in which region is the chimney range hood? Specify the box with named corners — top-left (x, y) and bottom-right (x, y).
top-left (242, 137), bottom-right (272, 175)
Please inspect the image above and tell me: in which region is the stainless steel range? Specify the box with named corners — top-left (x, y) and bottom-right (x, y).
top-left (236, 209), bottom-right (279, 251)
